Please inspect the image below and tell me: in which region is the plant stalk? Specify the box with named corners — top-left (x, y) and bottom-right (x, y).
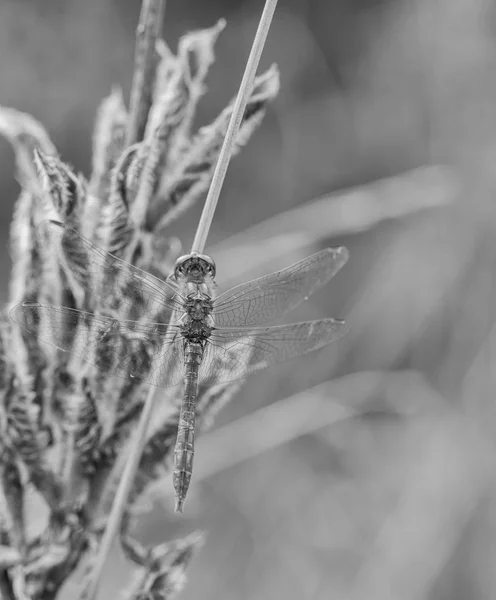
top-left (190, 0), bottom-right (279, 254)
top-left (126, 0), bottom-right (166, 146)
top-left (81, 385), bottom-right (157, 600)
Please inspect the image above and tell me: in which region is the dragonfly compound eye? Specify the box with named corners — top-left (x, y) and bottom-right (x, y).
top-left (174, 253), bottom-right (216, 280)
top-left (174, 254), bottom-right (191, 279)
top-left (197, 253), bottom-right (216, 278)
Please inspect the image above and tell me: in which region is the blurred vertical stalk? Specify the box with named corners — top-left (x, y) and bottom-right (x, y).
top-left (81, 387), bottom-right (157, 600)
top-left (126, 0), bottom-right (166, 146)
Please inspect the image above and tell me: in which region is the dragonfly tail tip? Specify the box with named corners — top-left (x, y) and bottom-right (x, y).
top-left (175, 497), bottom-right (184, 513)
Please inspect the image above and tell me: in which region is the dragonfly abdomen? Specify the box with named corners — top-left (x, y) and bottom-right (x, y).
top-left (173, 341), bottom-right (203, 512)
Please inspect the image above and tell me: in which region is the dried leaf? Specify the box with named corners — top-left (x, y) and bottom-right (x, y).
top-left (152, 40), bottom-right (177, 106)
top-left (131, 67), bottom-right (192, 229)
top-left (146, 20), bottom-right (226, 148)
top-left (24, 510), bottom-right (88, 600)
top-left (148, 64), bottom-right (280, 229)
top-left (34, 151), bottom-right (86, 225)
top-left (178, 19), bottom-right (226, 101)
top-left (123, 532), bottom-right (204, 600)
top-left (0, 449), bottom-right (26, 556)
top-left (5, 386), bottom-right (62, 511)
top-left (0, 106), bottom-right (56, 188)
top-left (89, 88), bottom-right (128, 201)
top-left (9, 180), bottom-right (64, 312)
top-left (10, 191), bottom-right (67, 315)
top-left (98, 144), bottom-right (138, 259)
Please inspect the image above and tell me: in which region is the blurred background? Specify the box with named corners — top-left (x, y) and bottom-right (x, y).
top-left (2, 0), bottom-right (496, 599)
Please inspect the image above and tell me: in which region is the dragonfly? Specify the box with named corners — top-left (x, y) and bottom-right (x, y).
top-left (11, 220), bottom-right (349, 511)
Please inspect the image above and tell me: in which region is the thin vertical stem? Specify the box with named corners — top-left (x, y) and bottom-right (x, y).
top-left (126, 0), bottom-right (166, 146)
top-left (0, 572), bottom-right (15, 600)
top-left (81, 385), bottom-right (157, 600)
top-left (190, 0), bottom-right (279, 254)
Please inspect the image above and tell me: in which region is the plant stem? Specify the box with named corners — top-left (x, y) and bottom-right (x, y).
top-left (190, 0), bottom-right (279, 254)
top-left (83, 1), bottom-right (279, 597)
top-left (126, 0), bottom-right (166, 146)
top-left (0, 572), bottom-right (15, 600)
top-left (81, 385), bottom-right (157, 600)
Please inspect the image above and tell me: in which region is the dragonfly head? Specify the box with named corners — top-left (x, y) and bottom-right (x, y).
top-left (174, 252), bottom-right (216, 283)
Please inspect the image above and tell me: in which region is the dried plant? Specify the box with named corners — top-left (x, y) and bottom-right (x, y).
top-left (0, 2), bottom-right (279, 598)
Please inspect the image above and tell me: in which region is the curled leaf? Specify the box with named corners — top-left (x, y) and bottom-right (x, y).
top-left (123, 532), bottom-right (204, 600)
top-left (34, 151), bottom-right (85, 225)
top-left (147, 64), bottom-right (280, 230)
top-left (89, 87), bottom-right (128, 200)
top-left (146, 19), bottom-right (226, 146)
top-left (131, 65), bottom-right (192, 229)
top-left (98, 144), bottom-right (139, 258)
top-left (0, 106), bottom-right (56, 188)
top-left (178, 20), bottom-right (226, 96)
top-left (4, 386), bottom-right (61, 511)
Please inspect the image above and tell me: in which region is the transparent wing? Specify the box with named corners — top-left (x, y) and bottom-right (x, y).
top-left (10, 302), bottom-right (185, 388)
top-left (199, 318), bottom-right (349, 386)
top-left (47, 220), bottom-right (183, 320)
top-left (212, 247), bottom-right (349, 327)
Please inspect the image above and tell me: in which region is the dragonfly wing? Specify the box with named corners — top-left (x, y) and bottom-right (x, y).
top-left (10, 302), bottom-right (185, 388)
top-left (212, 247), bottom-right (349, 327)
top-left (199, 318), bottom-right (349, 386)
top-left (47, 220), bottom-right (183, 321)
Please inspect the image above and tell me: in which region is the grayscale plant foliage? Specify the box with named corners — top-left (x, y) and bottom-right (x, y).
top-left (0, 5), bottom-right (279, 598)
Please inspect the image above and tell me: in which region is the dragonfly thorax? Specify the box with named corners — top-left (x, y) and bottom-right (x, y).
top-left (174, 252), bottom-right (216, 284)
top-left (183, 295), bottom-right (213, 320)
top-left (180, 292), bottom-right (214, 344)
top-left (180, 317), bottom-right (212, 344)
